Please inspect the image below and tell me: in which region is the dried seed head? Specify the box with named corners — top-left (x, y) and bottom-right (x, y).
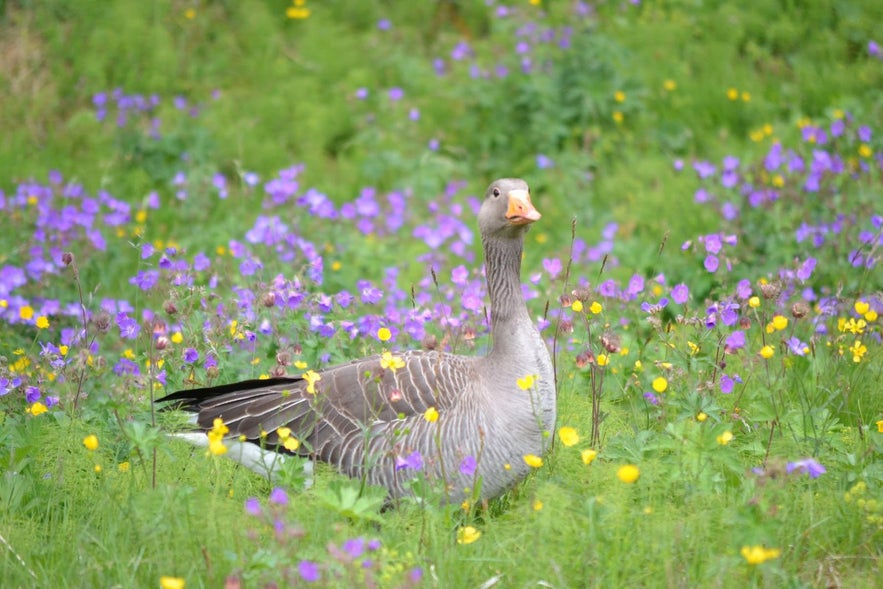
top-left (276, 351), bottom-right (291, 366)
top-left (206, 366), bottom-right (220, 379)
top-left (759, 282), bottom-right (781, 300)
top-left (575, 349), bottom-right (594, 368)
top-left (558, 319), bottom-right (573, 335)
top-left (271, 365), bottom-right (286, 377)
top-left (62, 252), bottom-right (74, 266)
top-left (601, 332), bottom-right (620, 353)
top-left (155, 336), bottom-right (169, 350)
top-left (791, 301), bottom-right (809, 318)
top-left (571, 287), bottom-right (592, 302)
top-left (163, 300), bottom-right (178, 315)
top-left (738, 316), bottom-right (752, 330)
top-left (422, 334), bottom-right (438, 350)
top-left (261, 292), bottom-right (277, 308)
top-left (463, 326), bottom-right (476, 341)
top-left (559, 294), bottom-right (573, 307)
top-left (94, 312), bottom-right (111, 333)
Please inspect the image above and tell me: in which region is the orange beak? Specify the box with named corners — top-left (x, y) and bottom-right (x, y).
top-left (505, 189), bottom-right (542, 226)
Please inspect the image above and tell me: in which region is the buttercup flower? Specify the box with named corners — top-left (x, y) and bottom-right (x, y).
top-left (617, 464), bottom-right (640, 483)
top-left (558, 426), bottom-right (579, 447)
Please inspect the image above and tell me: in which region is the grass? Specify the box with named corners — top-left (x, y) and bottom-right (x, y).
top-left (1, 1), bottom-right (882, 587)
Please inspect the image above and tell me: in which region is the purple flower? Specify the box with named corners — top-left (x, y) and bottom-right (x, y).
top-left (355, 87), bottom-right (368, 100)
top-left (395, 450), bottom-right (424, 471)
top-left (25, 386), bottom-right (41, 403)
top-left (704, 255), bottom-right (720, 273)
top-left (377, 18), bottom-right (391, 30)
top-left (786, 336), bottom-right (807, 356)
top-left (244, 497), bottom-right (261, 516)
top-left (269, 487), bottom-right (289, 506)
top-left (786, 458), bottom-right (826, 478)
top-left (671, 284), bottom-right (689, 304)
top-left (388, 87), bottom-right (404, 101)
top-left (116, 312), bottom-right (140, 339)
top-left (796, 257), bottom-right (816, 281)
top-left (720, 374), bottom-right (735, 394)
top-left (342, 537), bottom-right (366, 558)
top-left (542, 258), bottom-right (562, 278)
top-left (536, 154), bottom-right (554, 169)
top-left (183, 348), bottom-right (199, 363)
top-left (735, 279), bottom-right (752, 299)
top-left (459, 455), bottom-right (477, 477)
top-left (725, 330), bottom-right (745, 351)
top-left (643, 392), bottom-right (660, 405)
top-left (298, 561), bottom-right (320, 582)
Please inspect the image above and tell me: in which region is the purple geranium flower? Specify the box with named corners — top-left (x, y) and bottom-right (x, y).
top-left (786, 458), bottom-right (826, 478)
top-left (268, 487), bottom-right (288, 506)
top-left (298, 560), bottom-right (320, 582)
top-left (459, 455), bottom-right (477, 477)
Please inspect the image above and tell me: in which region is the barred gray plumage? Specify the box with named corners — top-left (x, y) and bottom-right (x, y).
top-left (159, 178), bottom-right (556, 502)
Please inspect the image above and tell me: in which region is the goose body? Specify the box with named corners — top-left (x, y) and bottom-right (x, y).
top-left (159, 179), bottom-right (556, 502)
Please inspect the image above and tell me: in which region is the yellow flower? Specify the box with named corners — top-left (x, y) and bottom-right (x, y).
top-left (696, 412), bottom-right (708, 422)
top-left (286, 6), bottom-right (310, 19)
top-left (283, 437), bottom-right (300, 451)
top-left (377, 327), bottom-right (392, 342)
top-left (858, 144), bottom-right (872, 158)
top-left (740, 545), bottom-right (781, 565)
top-left (516, 374), bottom-right (537, 390)
top-left (589, 301), bottom-right (602, 314)
top-left (759, 345), bottom-right (775, 359)
top-left (523, 454), bottom-right (544, 468)
top-left (19, 305), bottom-right (34, 320)
top-left (855, 301), bottom-right (870, 315)
top-left (663, 79), bottom-right (677, 91)
top-left (614, 90), bottom-right (626, 103)
top-left (571, 300), bottom-right (584, 313)
top-left (294, 360), bottom-right (308, 370)
top-left (27, 402), bottom-right (48, 416)
top-left (771, 315), bottom-right (788, 331)
top-left (83, 435), bottom-right (99, 451)
top-left (208, 439), bottom-right (227, 456)
top-left (424, 407), bottom-right (439, 423)
top-left (877, 420), bottom-right (883, 433)
top-left (160, 576), bottom-right (186, 589)
top-left (184, 8), bottom-right (196, 20)
top-left (94, 464), bottom-right (102, 473)
top-left (118, 461), bottom-right (130, 473)
top-left (617, 464), bottom-right (640, 484)
top-left (558, 426), bottom-right (580, 447)
top-left (849, 340), bottom-right (867, 363)
top-left (171, 331), bottom-right (184, 344)
top-left (748, 296), bottom-right (760, 308)
top-left (36, 316), bottom-right (50, 329)
top-left (596, 354), bottom-right (609, 367)
top-left (456, 526), bottom-right (481, 545)
top-left (532, 498), bottom-right (543, 511)
top-left (651, 376), bottom-right (668, 393)
top-left (741, 91), bottom-right (751, 102)
top-left (380, 351), bottom-right (405, 374)
top-left (277, 427), bottom-right (292, 439)
top-left (687, 341), bottom-right (699, 355)
top-left (581, 449), bottom-right (598, 465)
top-left (726, 88), bottom-right (739, 100)
top-left (717, 430), bottom-right (734, 445)
top-left (865, 310), bottom-right (878, 322)
top-left (302, 369), bottom-right (321, 394)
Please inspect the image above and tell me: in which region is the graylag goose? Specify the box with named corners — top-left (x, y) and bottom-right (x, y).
top-left (159, 178), bottom-right (556, 502)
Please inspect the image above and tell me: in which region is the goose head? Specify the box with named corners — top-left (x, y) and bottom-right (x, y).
top-left (478, 178), bottom-right (542, 240)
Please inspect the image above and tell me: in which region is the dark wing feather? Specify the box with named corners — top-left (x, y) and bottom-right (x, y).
top-left (158, 349), bottom-right (475, 463)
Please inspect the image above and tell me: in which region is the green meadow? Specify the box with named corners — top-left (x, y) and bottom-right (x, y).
top-left (1, 1), bottom-right (881, 587)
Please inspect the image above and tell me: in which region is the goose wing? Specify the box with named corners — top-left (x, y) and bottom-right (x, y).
top-left (158, 349), bottom-right (476, 459)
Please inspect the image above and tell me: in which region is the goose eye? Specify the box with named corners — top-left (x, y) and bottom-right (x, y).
top-left (492, 188), bottom-right (501, 197)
